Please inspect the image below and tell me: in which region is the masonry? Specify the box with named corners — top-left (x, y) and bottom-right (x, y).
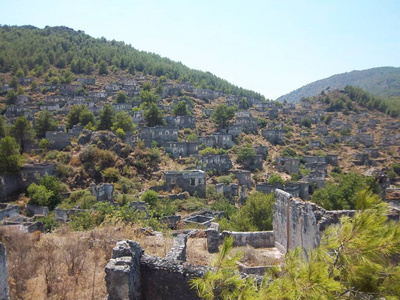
top-left (104, 189), bottom-right (400, 299)
top-left (105, 235), bottom-right (207, 300)
top-left (0, 243), bottom-right (9, 300)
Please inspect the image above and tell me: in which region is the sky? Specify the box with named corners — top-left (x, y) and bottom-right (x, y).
top-left (1, 0), bottom-right (399, 99)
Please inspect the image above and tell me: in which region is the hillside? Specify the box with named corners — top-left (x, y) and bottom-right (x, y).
top-left (0, 24), bottom-right (399, 300)
top-left (277, 66), bottom-right (400, 103)
top-left (0, 25), bottom-right (264, 101)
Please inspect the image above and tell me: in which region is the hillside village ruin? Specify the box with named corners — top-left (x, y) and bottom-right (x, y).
top-left (0, 70), bottom-right (399, 300)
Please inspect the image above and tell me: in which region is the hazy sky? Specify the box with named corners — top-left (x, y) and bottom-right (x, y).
top-left (1, 0), bottom-right (399, 99)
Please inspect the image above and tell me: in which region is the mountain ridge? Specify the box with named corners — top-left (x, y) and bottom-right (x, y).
top-left (277, 66), bottom-right (400, 103)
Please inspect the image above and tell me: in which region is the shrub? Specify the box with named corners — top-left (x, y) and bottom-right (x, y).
top-left (102, 167), bottom-right (120, 182)
top-left (141, 190), bottom-right (159, 207)
top-left (199, 147), bottom-right (227, 155)
top-left (268, 174), bottom-right (285, 185)
top-left (217, 174), bottom-right (235, 185)
top-left (27, 183), bottom-right (53, 206)
top-left (236, 145), bottom-right (256, 163)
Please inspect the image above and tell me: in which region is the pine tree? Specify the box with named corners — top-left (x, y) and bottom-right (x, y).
top-left (35, 110), bottom-right (58, 138)
top-left (9, 116), bottom-right (35, 153)
top-left (0, 136), bottom-right (21, 173)
top-left (144, 103), bottom-right (164, 127)
top-left (98, 105), bottom-right (115, 130)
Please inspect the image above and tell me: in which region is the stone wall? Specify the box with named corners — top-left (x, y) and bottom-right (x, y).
top-left (273, 189), bottom-right (355, 254)
top-left (206, 223), bottom-right (275, 253)
top-left (0, 204), bottom-right (19, 221)
top-left (0, 243), bottom-right (9, 300)
top-left (105, 238), bottom-right (207, 300)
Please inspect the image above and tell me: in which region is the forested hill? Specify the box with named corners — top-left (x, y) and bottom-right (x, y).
top-left (277, 67), bottom-right (400, 103)
top-left (0, 25), bottom-right (264, 100)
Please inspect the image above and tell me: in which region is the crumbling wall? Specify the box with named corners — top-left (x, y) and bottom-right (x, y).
top-left (105, 240), bottom-right (143, 300)
top-left (206, 223), bottom-right (275, 253)
top-left (105, 238), bottom-right (206, 300)
top-left (140, 256), bottom-right (206, 300)
top-left (0, 204), bottom-right (19, 221)
top-left (273, 189), bottom-right (355, 253)
top-left (0, 243), bottom-right (9, 300)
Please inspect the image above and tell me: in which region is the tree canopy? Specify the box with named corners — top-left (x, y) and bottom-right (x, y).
top-left (211, 104), bottom-right (236, 129)
top-left (0, 25), bottom-right (264, 101)
top-left (193, 190), bottom-right (400, 299)
top-left (35, 110), bottom-right (58, 138)
top-left (144, 103), bottom-right (164, 127)
top-left (0, 136), bottom-right (21, 173)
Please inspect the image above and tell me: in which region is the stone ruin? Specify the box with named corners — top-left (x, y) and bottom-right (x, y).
top-left (166, 142), bottom-right (200, 159)
top-left (0, 163), bottom-right (55, 201)
top-left (106, 189), bottom-right (399, 299)
top-left (0, 243), bottom-right (9, 300)
top-left (91, 183), bottom-right (114, 202)
top-left (105, 235), bottom-right (207, 300)
top-left (161, 170), bottom-right (207, 198)
top-left (262, 129), bottom-right (285, 145)
top-left (206, 223), bottom-right (275, 253)
top-left (100, 189), bottom-right (400, 299)
top-left (198, 154), bottom-right (232, 172)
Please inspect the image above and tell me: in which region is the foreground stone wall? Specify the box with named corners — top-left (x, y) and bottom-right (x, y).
top-left (0, 243), bottom-right (9, 300)
top-left (273, 189), bottom-right (355, 253)
top-left (105, 238), bottom-right (206, 300)
top-left (206, 223), bottom-right (275, 253)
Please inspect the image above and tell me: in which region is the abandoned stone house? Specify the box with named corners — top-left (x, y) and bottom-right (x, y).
top-left (0, 163), bottom-right (55, 200)
top-left (120, 78), bottom-right (137, 87)
top-left (77, 77), bottom-right (96, 85)
top-left (240, 154), bottom-right (264, 172)
top-left (215, 183), bottom-right (239, 201)
top-left (44, 95), bottom-right (66, 104)
top-left (4, 105), bottom-right (33, 118)
top-left (18, 77), bottom-right (33, 86)
top-left (163, 170), bottom-right (206, 198)
top-left (193, 88), bottom-right (221, 100)
top-left (40, 103), bottom-right (61, 112)
top-left (254, 145), bottom-right (268, 160)
top-left (0, 84), bottom-right (11, 93)
top-left (58, 84), bottom-right (80, 96)
top-left (91, 183), bottom-right (114, 202)
top-left (225, 125), bottom-right (242, 137)
top-left (256, 181), bottom-right (309, 200)
top-left (275, 157), bottom-right (299, 174)
top-left (112, 103), bottom-right (133, 112)
top-left (315, 125), bottom-right (329, 136)
top-left (357, 134), bottom-right (374, 147)
top-left (45, 125), bottom-right (83, 150)
top-left (363, 148), bottom-right (380, 158)
top-left (309, 140), bottom-right (322, 148)
top-left (166, 141), bottom-right (200, 158)
top-left (199, 133), bottom-right (234, 149)
top-left (173, 115), bottom-right (196, 129)
top-left (15, 95), bottom-right (30, 106)
top-left (233, 170), bottom-right (252, 189)
top-left (321, 135), bottom-right (338, 146)
top-left (139, 125), bottom-right (179, 148)
top-left (262, 129), bottom-right (285, 145)
top-left (198, 154), bottom-right (232, 172)
top-left (235, 111), bottom-right (258, 133)
top-left (88, 91), bottom-right (107, 100)
top-left (105, 83), bottom-right (120, 93)
top-left (132, 110), bottom-right (145, 124)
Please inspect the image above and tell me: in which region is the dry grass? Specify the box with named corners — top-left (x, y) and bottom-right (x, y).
top-left (186, 237), bottom-right (283, 268)
top-left (233, 245), bottom-right (283, 267)
top-left (186, 237), bottom-right (217, 266)
top-left (0, 222), bottom-right (173, 300)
